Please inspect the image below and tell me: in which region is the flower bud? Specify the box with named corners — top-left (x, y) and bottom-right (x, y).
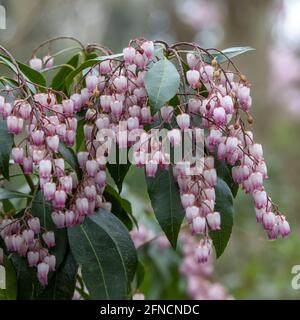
top-left (65, 210), bottom-right (75, 227)
top-left (191, 216), bottom-right (206, 234)
top-left (186, 70), bottom-right (200, 88)
top-left (28, 217), bottom-right (41, 234)
top-left (59, 175), bottom-right (73, 193)
top-left (206, 212), bottom-right (221, 230)
top-left (62, 99), bottom-right (74, 116)
top-left (76, 197), bottom-right (89, 215)
top-left (43, 55), bottom-right (54, 68)
top-left (27, 251), bottom-right (39, 267)
top-left (53, 190), bottom-right (67, 209)
top-left (46, 135), bottom-right (59, 153)
top-left (37, 262), bottom-right (49, 286)
top-left (44, 255), bottom-right (56, 272)
top-left (29, 57), bottom-right (42, 71)
top-left (262, 212), bottom-right (276, 230)
top-left (176, 113), bottom-right (190, 130)
top-left (86, 159), bottom-right (99, 177)
top-left (12, 147), bottom-right (24, 164)
top-left (7, 116), bottom-right (23, 134)
top-left (86, 75), bottom-right (99, 92)
top-left (39, 159), bottom-right (52, 178)
top-left (22, 229), bottom-right (35, 245)
top-left (51, 211), bottom-right (65, 229)
top-left (42, 231), bottom-right (55, 248)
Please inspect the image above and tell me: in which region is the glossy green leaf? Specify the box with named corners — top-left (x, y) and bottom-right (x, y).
top-left (146, 168), bottom-right (184, 249)
top-left (0, 117), bottom-right (14, 180)
top-left (58, 142), bottom-right (82, 179)
top-left (107, 161), bottom-right (131, 193)
top-left (31, 191), bottom-right (67, 268)
top-left (104, 184), bottom-right (136, 230)
top-left (0, 54), bottom-right (46, 92)
top-left (144, 58), bottom-right (180, 114)
top-left (51, 54), bottom-right (80, 91)
top-left (202, 46), bottom-right (255, 64)
top-left (68, 209), bottom-right (137, 300)
top-left (210, 178), bottom-right (234, 258)
top-left (0, 256), bottom-right (17, 300)
top-left (0, 188), bottom-right (31, 200)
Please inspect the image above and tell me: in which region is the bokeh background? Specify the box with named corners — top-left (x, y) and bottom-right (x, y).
top-left (1, 0), bottom-right (300, 299)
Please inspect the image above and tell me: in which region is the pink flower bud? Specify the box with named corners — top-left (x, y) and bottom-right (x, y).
top-left (206, 212), bottom-right (221, 230)
top-left (39, 159), bottom-right (52, 179)
top-left (95, 116), bottom-right (110, 130)
top-left (86, 75), bottom-right (99, 92)
top-left (27, 251), bottom-right (39, 267)
top-left (54, 158), bottom-right (65, 177)
top-left (203, 169), bottom-right (217, 187)
top-left (18, 101), bottom-right (32, 120)
top-left (11, 147), bottom-right (24, 164)
top-left (127, 117), bottom-right (139, 131)
top-left (204, 156), bottom-right (214, 169)
top-left (62, 99), bottom-right (74, 116)
top-left (51, 211), bottom-right (65, 229)
top-left (123, 46), bottom-right (136, 64)
top-left (160, 106), bottom-right (174, 123)
top-left (196, 240), bottom-right (212, 263)
top-left (253, 190), bottom-right (267, 209)
top-left (140, 107), bottom-right (151, 123)
top-left (100, 95), bottom-right (112, 112)
top-left (205, 129), bottom-right (222, 151)
top-left (43, 55), bottom-right (54, 68)
top-left (37, 262), bottom-right (49, 286)
top-left (200, 65), bottom-right (214, 82)
top-left (249, 143), bottom-right (263, 161)
top-left (262, 212), bottom-right (276, 230)
top-left (186, 70), bottom-right (200, 88)
top-left (42, 231), bottom-right (55, 248)
top-left (145, 160), bottom-right (158, 177)
top-left (181, 193), bottom-right (195, 209)
top-left (111, 101), bottom-right (123, 118)
top-left (186, 53), bottom-right (199, 69)
top-left (191, 216), bottom-right (206, 234)
top-left (86, 159), bottom-right (99, 177)
top-left (278, 217), bottom-right (290, 237)
top-left (46, 135), bottom-right (59, 153)
top-left (99, 60), bottom-right (112, 74)
top-left (66, 130), bottom-right (76, 146)
top-left (76, 197), bottom-right (89, 215)
top-left (141, 41), bottom-right (154, 59)
top-left (176, 113), bottom-right (190, 130)
top-left (77, 152), bottom-right (89, 169)
top-left (255, 207), bottom-right (265, 223)
top-left (31, 130), bottom-right (45, 146)
top-left (203, 188), bottom-right (216, 201)
top-left (113, 76), bottom-right (128, 93)
top-left (53, 190), bottom-right (67, 209)
top-left (28, 217), bottom-right (41, 234)
top-left (213, 107), bottom-right (226, 126)
top-left (65, 210), bottom-right (75, 227)
top-left (22, 229), bottom-right (35, 245)
top-left (188, 98), bottom-right (201, 113)
top-left (84, 185), bottom-right (97, 201)
top-left (2, 102), bottom-right (12, 118)
top-left (185, 206), bottom-right (199, 224)
top-left (70, 93), bottom-right (82, 112)
top-left (248, 172), bottom-right (263, 192)
top-left (7, 116), bottom-right (23, 134)
top-left (59, 175), bottom-right (73, 193)
top-left (220, 95), bottom-right (234, 114)
top-left (167, 129), bottom-right (181, 147)
top-left (44, 255), bottom-right (56, 272)
top-left (95, 170), bottom-right (106, 188)
top-left (43, 182), bottom-right (56, 201)
top-left (29, 57), bottom-right (42, 71)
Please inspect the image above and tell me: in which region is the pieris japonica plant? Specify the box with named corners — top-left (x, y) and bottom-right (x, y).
top-left (0, 36), bottom-right (290, 300)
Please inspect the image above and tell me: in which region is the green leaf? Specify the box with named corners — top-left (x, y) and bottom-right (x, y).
top-left (51, 54), bottom-right (80, 91)
top-left (144, 58), bottom-right (180, 114)
top-left (0, 54), bottom-right (46, 93)
top-left (107, 161), bottom-right (131, 193)
top-left (65, 53), bottom-right (123, 92)
top-left (0, 188), bottom-right (31, 200)
top-left (103, 184), bottom-right (136, 230)
top-left (68, 209), bottom-right (137, 300)
top-left (146, 168), bottom-right (185, 249)
top-left (215, 157), bottom-right (239, 198)
top-left (202, 46), bottom-right (255, 64)
top-left (75, 118), bottom-right (85, 152)
top-left (210, 178), bottom-right (234, 258)
top-left (0, 256), bottom-right (17, 300)
top-left (0, 117), bottom-right (14, 180)
top-left (58, 142), bottom-right (82, 179)
top-left (31, 191), bottom-right (67, 268)
top-left (136, 260), bottom-right (145, 289)
top-left (37, 251), bottom-right (78, 300)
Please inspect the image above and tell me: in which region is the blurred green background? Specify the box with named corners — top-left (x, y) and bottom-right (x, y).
top-left (1, 0), bottom-right (300, 299)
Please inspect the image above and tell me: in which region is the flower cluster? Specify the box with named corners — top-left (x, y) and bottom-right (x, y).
top-left (0, 38), bottom-right (290, 288)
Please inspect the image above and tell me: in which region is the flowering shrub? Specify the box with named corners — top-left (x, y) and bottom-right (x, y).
top-left (0, 37), bottom-right (290, 300)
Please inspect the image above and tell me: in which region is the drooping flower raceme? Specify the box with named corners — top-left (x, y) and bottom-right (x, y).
top-left (0, 38), bottom-right (290, 289)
